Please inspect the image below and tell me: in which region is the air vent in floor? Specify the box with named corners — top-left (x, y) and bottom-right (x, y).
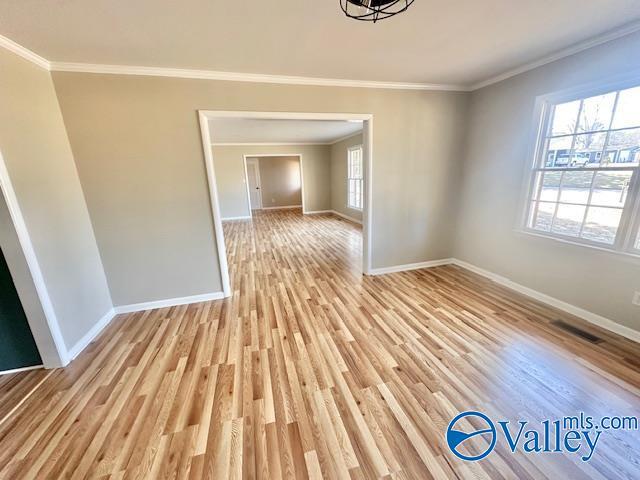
top-left (551, 320), bottom-right (604, 344)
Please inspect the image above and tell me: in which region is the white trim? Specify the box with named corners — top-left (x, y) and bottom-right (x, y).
top-left (329, 131), bottom-right (364, 146)
top-left (243, 156), bottom-right (254, 213)
top-left (213, 142), bottom-right (331, 146)
top-left (212, 136), bottom-right (363, 146)
top-left (244, 157), bottom-right (263, 212)
top-left (470, 20), bottom-right (640, 90)
top-left (363, 118), bottom-right (373, 274)
top-left (0, 34), bottom-right (49, 70)
top-left (368, 258), bottom-right (453, 275)
top-left (222, 215), bottom-right (252, 221)
top-left (261, 205), bottom-right (302, 210)
top-left (198, 112), bottom-right (232, 298)
top-left (3, 23), bottom-right (640, 93)
top-left (0, 364), bottom-right (44, 376)
top-left (517, 228), bottom-right (640, 262)
top-left (200, 111), bottom-right (373, 277)
top-left (304, 210), bottom-right (333, 215)
top-left (364, 255), bottom-right (640, 343)
top-left (65, 308), bottom-right (115, 362)
top-left (330, 209), bottom-right (363, 225)
top-left (68, 291), bottom-right (227, 361)
top-left (347, 144), bottom-right (364, 211)
top-left (299, 156), bottom-right (307, 214)
top-left (114, 292), bottom-right (225, 314)
top-left (198, 111), bottom-right (374, 121)
top-left (519, 75), bottom-right (640, 256)
top-left (450, 259), bottom-right (640, 344)
top-left (0, 151), bottom-right (67, 367)
top-left (49, 62), bottom-right (466, 91)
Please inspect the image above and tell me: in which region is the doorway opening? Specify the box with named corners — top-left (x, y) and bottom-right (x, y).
top-left (198, 111), bottom-right (373, 297)
top-left (243, 154), bottom-right (304, 214)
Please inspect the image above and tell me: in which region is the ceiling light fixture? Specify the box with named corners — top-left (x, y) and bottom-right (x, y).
top-left (340, 0), bottom-right (415, 22)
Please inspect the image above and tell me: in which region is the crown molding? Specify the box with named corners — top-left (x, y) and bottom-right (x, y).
top-left (211, 132), bottom-right (363, 147)
top-left (0, 34), bottom-right (50, 70)
top-left (3, 20), bottom-right (640, 93)
top-left (211, 142), bottom-right (332, 146)
top-left (49, 62), bottom-right (470, 91)
top-left (470, 19), bottom-right (640, 90)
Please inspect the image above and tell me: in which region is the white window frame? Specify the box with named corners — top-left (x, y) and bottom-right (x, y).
top-left (520, 77), bottom-right (640, 257)
top-left (347, 145), bottom-right (364, 211)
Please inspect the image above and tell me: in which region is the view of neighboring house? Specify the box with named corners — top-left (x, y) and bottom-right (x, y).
top-left (546, 145), bottom-right (640, 167)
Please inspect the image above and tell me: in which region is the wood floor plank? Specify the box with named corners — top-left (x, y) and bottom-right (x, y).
top-left (0, 209), bottom-right (638, 479)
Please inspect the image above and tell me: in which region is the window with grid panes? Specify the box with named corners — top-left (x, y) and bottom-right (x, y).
top-left (524, 84), bottom-right (640, 254)
top-left (347, 145), bottom-right (363, 210)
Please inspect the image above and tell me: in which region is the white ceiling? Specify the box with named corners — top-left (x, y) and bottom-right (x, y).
top-left (1, 1), bottom-right (639, 87)
top-left (209, 118), bottom-right (363, 144)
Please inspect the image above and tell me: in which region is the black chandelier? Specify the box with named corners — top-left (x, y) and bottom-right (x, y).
top-left (340, 0), bottom-right (415, 22)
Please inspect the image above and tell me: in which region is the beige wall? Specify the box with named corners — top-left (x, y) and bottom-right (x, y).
top-left (212, 144), bottom-right (332, 218)
top-left (331, 133), bottom-right (364, 222)
top-left (0, 48), bottom-right (113, 362)
top-left (454, 31), bottom-right (640, 333)
top-left (0, 195), bottom-right (60, 366)
top-left (255, 156), bottom-right (302, 209)
top-left (52, 74), bottom-right (467, 307)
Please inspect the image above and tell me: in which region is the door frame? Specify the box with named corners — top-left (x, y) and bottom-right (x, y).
top-left (198, 110), bottom-right (373, 298)
top-left (243, 156), bottom-right (263, 211)
top-left (243, 154), bottom-right (305, 215)
top-left (0, 150), bottom-right (66, 368)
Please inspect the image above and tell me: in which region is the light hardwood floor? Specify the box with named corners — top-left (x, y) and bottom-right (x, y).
top-left (0, 209), bottom-right (638, 479)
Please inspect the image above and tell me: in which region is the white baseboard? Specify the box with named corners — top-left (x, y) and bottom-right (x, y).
top-left (64, 291), bottom-right (226, 365)
top-left (65, 307), bottom-right (116, 362)
top-left (114, 291), bottom-right (226, 315)
top-left (222, 215), bottom-right (251, 221)
top-left (364, 256), bottom-right (639, 344)
top-left (450, 258), bottom-right (640, 344)
top-left (0, 364), bottom-right (44, 376)
top-left (261, 205), bottom-right (302, 210)
top-left (304, 210), bottom-right (333, 215)
top-left (330, 209), bottom-right (363, 225)
top-left (368, 258), bottom-right (453, 275)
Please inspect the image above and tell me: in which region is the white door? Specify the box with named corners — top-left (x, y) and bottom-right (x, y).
top-left (246, 159), bottom-right (262, 210)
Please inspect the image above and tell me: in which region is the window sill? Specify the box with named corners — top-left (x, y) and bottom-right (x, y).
top-left (515, 228), bottom-right (640, 262)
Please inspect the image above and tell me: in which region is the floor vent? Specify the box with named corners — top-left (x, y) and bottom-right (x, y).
top-left (551, 320), bottom-right (604, 344)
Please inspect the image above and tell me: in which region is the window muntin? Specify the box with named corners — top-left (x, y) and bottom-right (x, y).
top-left (347, 145), bottom-right (363, 210)
top-left (525, 84), bottom-right (640, 253)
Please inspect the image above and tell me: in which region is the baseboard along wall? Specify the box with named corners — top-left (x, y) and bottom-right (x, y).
top-left (64, 291), bottom-right (225, 364)
top-left (62, 254), bottom-right (639, 367)
top-left (370, 256), bottom-right (639, 344)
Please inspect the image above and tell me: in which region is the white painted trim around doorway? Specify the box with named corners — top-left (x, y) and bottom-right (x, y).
top-left (199, 110), bottom-right (374, 278)
top-left (244, 156), bottom-right (263, 212)
top-left (0, 150), bottom-right (67, 367)
top-left (198, 112), bottom-right (232, 298)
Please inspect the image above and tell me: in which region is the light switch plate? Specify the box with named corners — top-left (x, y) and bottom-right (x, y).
top-left (633, 291), bottom-right (640, 306)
